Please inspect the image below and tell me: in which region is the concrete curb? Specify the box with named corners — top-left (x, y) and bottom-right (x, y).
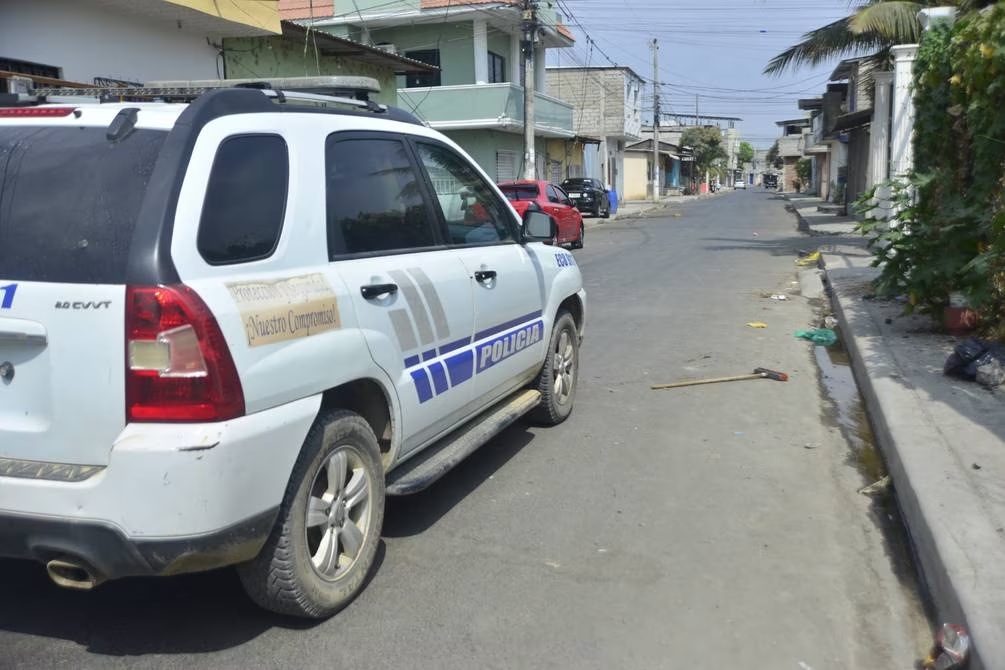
top-left (823, 261), bottom-right (1005, 670)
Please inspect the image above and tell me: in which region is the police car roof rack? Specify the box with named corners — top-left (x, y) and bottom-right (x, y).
top-left (23, 76), bottom-right (388, 112)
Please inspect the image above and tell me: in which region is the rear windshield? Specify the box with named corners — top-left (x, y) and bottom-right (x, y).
top-left (562, 179), bottom-right (590, 188)
top-left (0, 125), bottom-right (166, 284)
top-left (499, 184), bottom-right (539, 201)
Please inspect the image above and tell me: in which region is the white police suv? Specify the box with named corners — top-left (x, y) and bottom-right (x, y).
top-left (0, 76), bottom-right (585, 618)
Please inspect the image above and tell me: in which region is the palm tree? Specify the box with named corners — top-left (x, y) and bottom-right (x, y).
top-left (764, 0), bottom-right (994, 76)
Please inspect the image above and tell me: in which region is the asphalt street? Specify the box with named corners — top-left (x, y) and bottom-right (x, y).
top-left (0, 191), bottom-right (931, 669)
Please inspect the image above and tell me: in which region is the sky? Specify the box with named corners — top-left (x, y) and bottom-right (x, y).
top-left (546, 0), bottom-right (857, 148)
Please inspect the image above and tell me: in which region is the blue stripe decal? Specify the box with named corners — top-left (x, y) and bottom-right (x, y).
top-left (428, 362), bottom-right (449, 395)
top-left (475, 310), bottom-right (543, 342)
top-left (439, 336), bottom-right (471, 355)
top-left (404, 355), bottom-right (421, 369)
top-left (446, 350), bottom-right (474, 386)
top-left (411, 369), bottom-right (434, 403)
top-left (422, 348), bottom-right (438, 362)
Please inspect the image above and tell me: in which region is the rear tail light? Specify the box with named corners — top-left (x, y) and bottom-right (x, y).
top-left (126, 285), bottom-right (244, 422)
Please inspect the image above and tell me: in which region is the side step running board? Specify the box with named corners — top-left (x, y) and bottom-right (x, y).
top-left (386, 390), bottom-right (541, 495)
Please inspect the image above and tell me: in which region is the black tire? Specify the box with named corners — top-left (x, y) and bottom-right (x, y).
top-left (238, 409), bottom-right (385, 619)
top-left (593, 202), bottom-right (603, 217)
top-left (601, 200), bottom-right (611, 219)
top-left (531, 311), bottom-right (579, 425)
top-left (571, 224), bottom-right (584, 250)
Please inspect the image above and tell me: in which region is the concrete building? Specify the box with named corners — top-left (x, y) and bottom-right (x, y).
top-left (282, 0), bottom-right (578, 181)
top-left (545, 66), bottom-right (645, 199)
top-left (775, 118), bottom-right (810, 192)
top-left (0, 0), bottom-right (279, 86)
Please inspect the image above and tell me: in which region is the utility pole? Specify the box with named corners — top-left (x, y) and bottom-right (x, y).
top-left (651, 38), bottom-right (659, 202)
top-left (521, 0), bottom-right (538, 180)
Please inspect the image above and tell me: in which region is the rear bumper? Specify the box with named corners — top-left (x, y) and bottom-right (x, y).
top-left (0, 506), bottom-right (278, 580)
top-left (0, 395), bottom-right (320, 579)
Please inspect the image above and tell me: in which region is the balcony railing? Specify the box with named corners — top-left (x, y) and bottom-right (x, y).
top-left (398, 83), bottom-right (574, 137)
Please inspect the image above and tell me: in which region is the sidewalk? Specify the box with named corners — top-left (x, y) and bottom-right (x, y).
top-left (788, 196), bottom-right (1005, 670)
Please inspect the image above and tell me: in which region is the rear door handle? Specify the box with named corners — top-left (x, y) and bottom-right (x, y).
top-left (360, 283), bottom-right (398, 299)
top-left (474, 270), bottom-right (497, 283)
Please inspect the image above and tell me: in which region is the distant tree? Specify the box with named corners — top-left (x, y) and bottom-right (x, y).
top-left (680, 127), bottom-right (728, 181)
top-left (738, 141), bottom-right (755, 166)
top-left (766, 140), bottom-right (779, 163)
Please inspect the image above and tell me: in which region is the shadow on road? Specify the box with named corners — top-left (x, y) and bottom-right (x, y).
top-left (0, 425), bottom-right (536, 655)
top-left (384, 423), bottom-right (536, 538)
top-left (700, 234), bottom-right (812, 257)
top-left (0, 554), bottom-right (326, 655)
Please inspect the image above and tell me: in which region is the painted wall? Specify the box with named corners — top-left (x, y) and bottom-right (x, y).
top-left (444, 130), bottom-right (521, 181)
top-left (623, 153), bottom-right (649, 200)
top-left (223, 36), bottom-right (398, 105)
top-left (546, 138), bottom-right (585, 181)
top-left (444, 130), bottom-right (561, 182)
top-left (668, 157), bottom-right (681, 188)
top-left (372, 23), bottom-right (476, 87)
top-left (167, 0), bottom-right (280, 32)
top-left (0, 0), bottom-right (222, 83)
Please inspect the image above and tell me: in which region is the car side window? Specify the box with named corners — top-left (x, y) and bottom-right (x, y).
top-left (415, 142), bottom-right (514, 246)
top-left (555, 186), bottom-right (572, 205)
top-left (197, 134), bottom-right (288, 264)
top-left (325, 136), bottom-right (439, 257)
top-left (546, 185), bottom-right (561, 203)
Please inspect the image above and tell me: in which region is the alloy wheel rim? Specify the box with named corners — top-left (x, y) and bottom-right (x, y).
top-left (552, 329), bottom-right (576, 404)
top-left (305, 445), bottom-right (372, 580)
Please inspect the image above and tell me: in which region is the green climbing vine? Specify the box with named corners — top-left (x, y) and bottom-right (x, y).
top-left (856, 7), bottom-right (1005, 328)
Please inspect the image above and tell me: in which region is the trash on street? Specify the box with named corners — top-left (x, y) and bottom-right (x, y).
top-left (922, 623), bottom-right (970, 669)
top-left (857, 475), bottom-right (891, 496)
top-left (747, 321), bottom-right (768, 328)
top-left (795, 250), bottom-right (821, 266)
top-left (795, 328), bottom-right (838, 346)
top-left (944, 336), bottom-right (1005, 387)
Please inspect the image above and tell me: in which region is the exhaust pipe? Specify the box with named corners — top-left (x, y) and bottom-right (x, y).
top-left (46, 558), bottom-right (103, 590)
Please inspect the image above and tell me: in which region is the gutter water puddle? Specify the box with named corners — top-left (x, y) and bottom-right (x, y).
top-left (813, 336), bottom-right (932, 607)
top-left (813, 343), bottom-right (885, 481)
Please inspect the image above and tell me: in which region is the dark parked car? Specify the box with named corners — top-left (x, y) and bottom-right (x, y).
top-left (560, 178), bottom-right (610, 218)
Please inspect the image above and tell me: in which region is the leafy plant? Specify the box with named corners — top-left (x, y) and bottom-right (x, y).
top-left (680, 126), bottom-right (728, 183)
top-left (738, 141), bottom-right (755, 165)
top-left (855, 8), bottom-right (1005, 326)
top-left (796, 158), bottom-right (812, 184)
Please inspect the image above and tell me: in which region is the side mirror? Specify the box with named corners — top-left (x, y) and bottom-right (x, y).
top-left (521, 210), bottom-right (556, 243)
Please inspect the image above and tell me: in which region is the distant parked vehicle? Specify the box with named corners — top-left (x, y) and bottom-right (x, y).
top-left (498, 180), bottom-right (585, 249)
top-left (560, 177), bottom-right (610, 218)
top-left (734, 179), bottom-right (747, 189)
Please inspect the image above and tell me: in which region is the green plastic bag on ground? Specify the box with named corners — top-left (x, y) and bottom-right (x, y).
top-left (794, 328), bottom-right (838, 346)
